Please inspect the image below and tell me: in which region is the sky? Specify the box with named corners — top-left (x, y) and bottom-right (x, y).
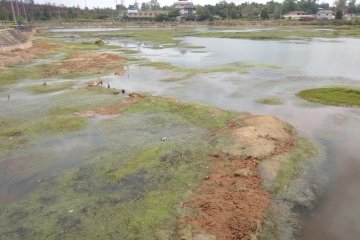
top-left (35, 0), bottom-right (334, 9)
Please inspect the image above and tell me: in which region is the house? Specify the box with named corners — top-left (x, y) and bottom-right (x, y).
top-left (343, 13), bottom-right (353, 21)
top-left (119, 10), bottom-right (169, 21)
top-left (316, 9), bottom-right (335, 20)
top-left (174, 0), bottom-right (196, 18)
top-left (283, 11), bottom-right (315, 21)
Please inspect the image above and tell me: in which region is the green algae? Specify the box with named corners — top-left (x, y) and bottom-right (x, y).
top-left (256, 97), bottom-right (283, 105)
top-left (0, 96), bottom-right (234, 240)
top-left (123, 96), bottom-right (238, 130)
top-left (27, 82), bottom-right (75, 94)
top-left (142, 61), bottom-right (278, 82)
top-left (297, 87), bottom-right (360, 107)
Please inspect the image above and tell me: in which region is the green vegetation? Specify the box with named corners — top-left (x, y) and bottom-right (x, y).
top-left (256, 97), bottom-right (283, 105)
top-left (0, 94), bottom-right (237, 240)
top-left (0, 66), bottom-right (44, 86)
top-left (124, 96), bottom-right (238, 130)
top-left (141, 61), bottom-right (277, 82)
top-left (297, 87), bottom-right (360, 107)
top-left (27, 82), bottom-right (74, 94)
top-left (81, 29), bottom-right (195, 45)
top-left (196, 28), bottom-right (360, 40)
top-left (268, 138), bottom-right (317, 195)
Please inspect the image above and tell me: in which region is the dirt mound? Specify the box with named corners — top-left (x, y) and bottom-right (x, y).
top-left (225, 115), bottom-right (295, 160)
top-left (44, 52), bottom-right (125, 77)
top-left (0, 41), bottom-right (58, 68)
top-left (0, 28), bottom-right (27, 48)
top-left (181, 115), bottom-right (297, 240)
top-left (182, 155), bottom-right (270, 240)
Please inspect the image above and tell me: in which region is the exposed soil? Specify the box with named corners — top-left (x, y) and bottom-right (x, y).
top-left (75, 92), bottom-right (145, 118)
top-left (181, 115), bottom-right (297, 240)
top-left (43, 52), bottom-right (125, 77)
top-left (0, 41), bottom-right (58, 68)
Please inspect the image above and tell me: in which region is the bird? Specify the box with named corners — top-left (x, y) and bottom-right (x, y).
top-left (122, 89), bottom-right (126, 94)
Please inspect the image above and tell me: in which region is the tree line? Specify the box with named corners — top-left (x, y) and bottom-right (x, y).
top-left (0, 0), bottom-right (359, 22)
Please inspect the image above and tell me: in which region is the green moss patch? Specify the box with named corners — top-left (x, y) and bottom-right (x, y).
top-left (266, 138), bottom-right (317, 195)
top-left (256, 97), bottom-right (283, 105)
top-left (297, 87), bottom-right (360, 107)
top-left (124, 96), bottom-right (238, 130)
top-left (27, 82), bottom-right (75, 94)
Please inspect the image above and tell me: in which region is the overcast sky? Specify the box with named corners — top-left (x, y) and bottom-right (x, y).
top-left (35, 0), bottom-right (335, 9)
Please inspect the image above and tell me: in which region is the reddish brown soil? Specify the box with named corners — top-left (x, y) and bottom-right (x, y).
top-left (183, 155), bottom-right (270, 240)
top-left (44, 52), bottom-right (125, 77)
top-left (181, 115), bottom-right (297, 240)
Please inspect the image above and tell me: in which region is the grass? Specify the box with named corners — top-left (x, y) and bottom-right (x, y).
top-left (195, 27), bottom-right (360, 40)
top-left (141, 61), bottom-right (277, 82)
top-left (123, 96), bottom-right (238, 130)
top-left (297, 87), bottom-right (360, 107)
top-left (80, 28), bottom-right (195, 45)
top-left (27, 82), bottom-right (75, 94)
top-left (268, 138), bottom-right (317, 195)
top-left (0, 95), bottom-right (235, 240)
top-left (256, 96), bottom-right (283, 105)
top-left (0, 66), bottom-right (44, 86)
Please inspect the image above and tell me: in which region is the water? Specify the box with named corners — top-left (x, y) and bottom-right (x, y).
top-left (2, 27), bottom-right (360, 238)
top-left (104, 33), bottom-right (360, 239)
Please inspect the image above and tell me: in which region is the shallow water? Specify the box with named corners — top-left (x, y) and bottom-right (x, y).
top-left (105, 32), bottom-right (360, 239)
top-left (2, 27), bottom-right (360, 239)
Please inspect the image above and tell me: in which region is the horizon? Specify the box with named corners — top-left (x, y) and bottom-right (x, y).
top-left (35, 0), bottom-right (336, 10)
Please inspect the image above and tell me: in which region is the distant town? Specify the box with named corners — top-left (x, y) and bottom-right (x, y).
top-left (0, 0), bottom-right (359, 23)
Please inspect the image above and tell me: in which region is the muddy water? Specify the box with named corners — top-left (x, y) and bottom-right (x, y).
top-left (103, 33), bottom-right (360, 239)
top-left (1, 28), bottom-right (360, 238)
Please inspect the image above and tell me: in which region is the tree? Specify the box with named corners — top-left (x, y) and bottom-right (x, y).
top-left (155, 13), bottom-right (169, 21)
top-left (0, 5), bottom-right (9, 20)
top-left (168, 9), bottom-right (180, 19)
top-left (116, 4), bottom-right (127, 11)
top-left (335, 9), bottom-right (343, 19)
top-left (282, 0), bottom-right (298, 13)
top-left (335, 0), bottom-right (347, 11)
top-left (150, 0), bottom-right (160, 10)
top-left (260, 8), bottom-right (270, 19)
top-left (141, 2), bottom-right (150, 10)
top-left (347, 0), bottom-right (357, 13)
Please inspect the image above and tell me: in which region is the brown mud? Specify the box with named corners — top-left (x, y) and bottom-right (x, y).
top-left (43, 52), bottom-right (125, 77)
top-left (181, 115), bottom-right (296, 240)
top-left (0, 41), bottom-right (58, 68)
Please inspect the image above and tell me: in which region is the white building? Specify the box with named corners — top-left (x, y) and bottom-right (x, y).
top-left (283, 11), bottom-right (315, 21)
top-left (174, 0), bottom-right (196, 17)
top-left (316, 10), bottom-right (335, 20)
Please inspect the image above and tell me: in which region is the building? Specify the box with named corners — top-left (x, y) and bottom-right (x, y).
top-left (316, 9), bottom-right (335, 20)
top-left (174, 0), bottom-right (196, 18)
top-left (283, 11), bottom-right (315, 21)
top-left (119, 10), bottom-right (169, 21)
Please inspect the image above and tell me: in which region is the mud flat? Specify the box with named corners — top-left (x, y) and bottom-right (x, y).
top-left (0, 28), bottom-right (327, 240)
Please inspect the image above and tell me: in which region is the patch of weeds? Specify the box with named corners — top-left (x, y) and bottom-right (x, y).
top-left (124, 96), bottom-right (238, 130)
top-left (195, 28), bottom-right (360, 40)
top-left (256, 96), bottom-right (283, 105)
top-left (3, 116), bottom-right (87, 137)
top-left (0, 66), bottom-right (44, 86)
top-left (141, 61), bottom-right (277, 80)
top-left (268, 138), bottom-right (317, 195)
top-left (120, 49), bottom-right (140, 54)
top-left (297, 87), bottom-right (360, 107)
top-left (26, 82), bottom-right (74, 94)
top-left (81, 28), bottom-right (195, 45)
